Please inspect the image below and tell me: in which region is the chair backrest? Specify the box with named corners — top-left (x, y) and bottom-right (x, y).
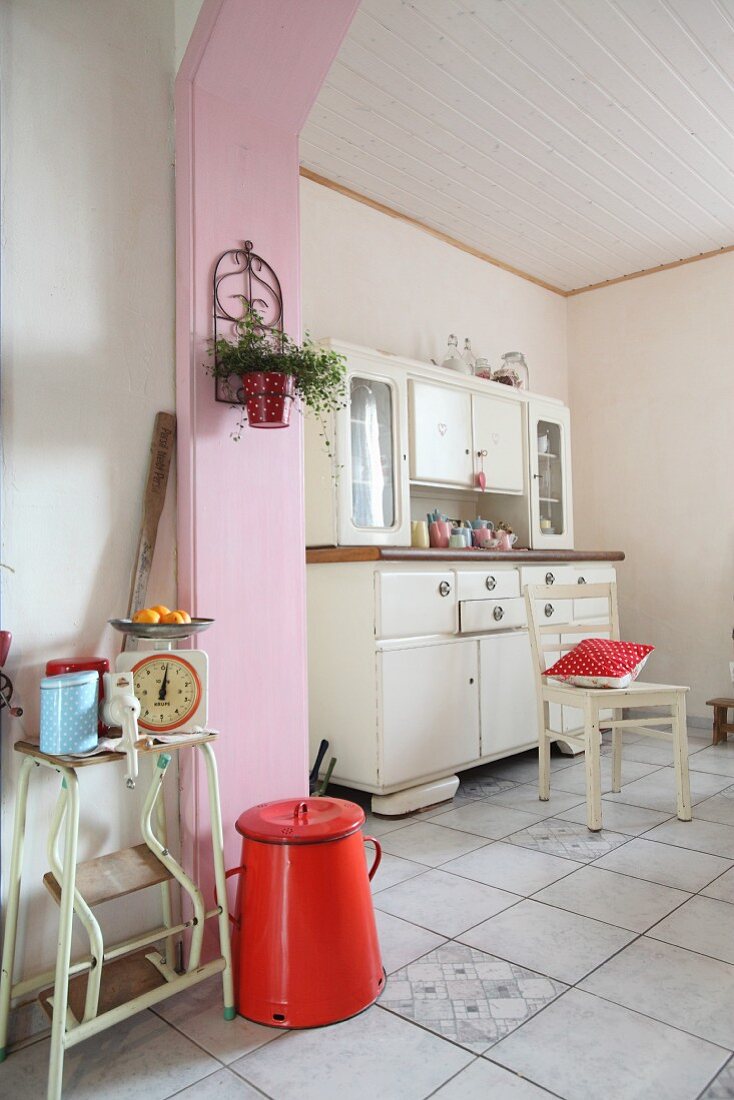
top-left (524, 582), bottom-right (621, 688)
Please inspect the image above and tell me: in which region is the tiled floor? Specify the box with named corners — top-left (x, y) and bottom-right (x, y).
top-left (9, 728), bottom-right (734, 1098)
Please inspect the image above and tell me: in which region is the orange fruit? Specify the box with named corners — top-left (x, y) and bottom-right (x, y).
top-left (133, 609), bottom-right (161, 624)
top-left (172, 610), bottom-right (191, 623)
top-left (161, 611), bottom-right (186, 624)
top-left (150, 605), bottom-right (170, 617)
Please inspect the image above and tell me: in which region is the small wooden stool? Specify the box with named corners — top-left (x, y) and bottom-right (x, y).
top-left (707, 698), bottom-right (734, 745)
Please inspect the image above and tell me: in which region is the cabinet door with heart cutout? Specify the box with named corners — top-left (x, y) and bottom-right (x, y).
top-left (409, 379), bottom-right (473, 487)
top-left (472, 392), bottom-right (524, 494)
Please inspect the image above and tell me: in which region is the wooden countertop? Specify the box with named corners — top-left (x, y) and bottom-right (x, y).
top-left (306, 546), bottom-right (625, 564)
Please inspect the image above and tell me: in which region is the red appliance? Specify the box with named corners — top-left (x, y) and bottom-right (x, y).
top-left (227, 797), bottom-right (384, 1028)
top-left (45, 657), bottom-right (110, 735)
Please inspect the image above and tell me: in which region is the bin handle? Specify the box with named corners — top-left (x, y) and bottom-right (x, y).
top-left (224, 865), bottom-right (245, 925)
top-left (363, 835), bottom-right (382, 881)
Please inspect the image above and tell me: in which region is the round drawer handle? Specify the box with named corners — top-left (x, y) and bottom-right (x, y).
top-left (545, 571), bottom-right (555, 585)
top-left (438, 581), bottom-right (452, 598)
top-left (485, 575), bottom-right (497, 591)
top-left (544, 603), bottom-right (554, 618)
top-left (577, 576), bottom-right (587, 585)
top-left (493, 606), bottom-right (505, 621)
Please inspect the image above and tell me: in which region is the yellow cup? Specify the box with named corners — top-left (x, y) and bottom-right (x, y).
top-left (411, 520), bottom-right (430, 548)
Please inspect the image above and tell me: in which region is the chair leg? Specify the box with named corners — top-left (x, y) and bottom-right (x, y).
top-left (672, 693), bottom-right (692, 822)
top-left (584, 699), bottom-right (603, 832)
top-left (611, 711), bottom-right (622, 794)
top-left (539, 705), bottom-right (551, 802)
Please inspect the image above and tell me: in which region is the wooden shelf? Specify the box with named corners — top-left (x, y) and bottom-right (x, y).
top-left (43, 844), bottom-right (173, 908)
top-left (14, 733), bottom-right (217, 768)
top-left (39, 949), bottom-right (166, 1024)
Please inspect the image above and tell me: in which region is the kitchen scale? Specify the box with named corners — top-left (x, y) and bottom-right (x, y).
top-left (106, 617), bottom-right (214, 787)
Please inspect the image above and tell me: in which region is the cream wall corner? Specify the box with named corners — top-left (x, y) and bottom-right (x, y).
top-left (568, 254), bottom-right (734, 717)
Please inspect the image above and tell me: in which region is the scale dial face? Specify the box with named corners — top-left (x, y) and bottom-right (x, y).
top-left (131, 654), bottom-right (203, 732)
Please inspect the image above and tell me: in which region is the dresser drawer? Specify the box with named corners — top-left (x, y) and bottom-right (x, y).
top-left (377, 571), bottom-right (457, 639)
top-left (456, 569), bottom-right (520, 601)
top-left (460, 597), bottom-right (526, 633)
top-left (574, 566), bottom-right (616, 620)
top-left (532, 597), bottom-right (572, 628)
top-left (520, 565), bottom-right (576, 589)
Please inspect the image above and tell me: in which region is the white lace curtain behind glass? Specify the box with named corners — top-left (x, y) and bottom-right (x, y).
top-left (350, 379), bottom-right (394, 529)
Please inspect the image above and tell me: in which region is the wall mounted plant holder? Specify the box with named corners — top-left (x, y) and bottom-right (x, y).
top-left (212, 239), bottom-right (284, 406)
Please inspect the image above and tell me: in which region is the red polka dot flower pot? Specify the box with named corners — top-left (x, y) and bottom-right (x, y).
top-left (242, 371), bottom-right (295, 429)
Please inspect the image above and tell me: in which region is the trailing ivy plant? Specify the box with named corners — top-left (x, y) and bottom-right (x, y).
top-left (207, 306), bottom-right (347, 448)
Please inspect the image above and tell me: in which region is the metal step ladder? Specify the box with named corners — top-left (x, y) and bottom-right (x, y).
top-left (0, 735), bottom-right (234, 1100)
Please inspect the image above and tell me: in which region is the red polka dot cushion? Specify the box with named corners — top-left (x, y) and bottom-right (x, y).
top-left (543, 638), bottom-right (654, 689)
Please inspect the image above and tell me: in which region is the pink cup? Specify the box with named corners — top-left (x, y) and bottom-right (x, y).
top-left (473, 527), bottom-right (492, 547)
top-left (429, 521), bottom-right (451, 549)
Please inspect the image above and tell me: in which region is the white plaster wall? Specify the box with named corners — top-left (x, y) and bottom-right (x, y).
top-left (568, 255), bottom-right (734, 717)
top-left (1, 1), bottom-right (178, 976)
top-left (300, 177), bottom-right (569, 402)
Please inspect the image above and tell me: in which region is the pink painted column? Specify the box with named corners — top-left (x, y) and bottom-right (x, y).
top-left (175, 0), bottom-right (359, 940)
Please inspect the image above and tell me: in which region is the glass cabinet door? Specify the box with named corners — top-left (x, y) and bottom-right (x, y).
top-left (536, 418), bottom-right (565, 536)
top-left (349, 377), bottom-right (396, 530)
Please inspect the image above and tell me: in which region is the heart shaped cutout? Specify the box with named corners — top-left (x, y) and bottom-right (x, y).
top-left (437, 422), bottom-right (448, 436)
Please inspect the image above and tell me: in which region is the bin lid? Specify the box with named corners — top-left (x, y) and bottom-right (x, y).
top-left (235, 797), bottom-right (365, 844)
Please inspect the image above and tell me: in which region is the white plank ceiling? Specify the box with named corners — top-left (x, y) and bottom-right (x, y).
top-left (301, 0), bottom-right (734, 293)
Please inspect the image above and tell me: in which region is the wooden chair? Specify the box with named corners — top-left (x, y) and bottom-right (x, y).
top-left (524, 581), bottom-right (691, 832)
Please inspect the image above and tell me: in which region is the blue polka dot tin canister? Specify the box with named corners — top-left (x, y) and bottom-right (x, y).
top-left (40, 670), bottom-right (99, 755)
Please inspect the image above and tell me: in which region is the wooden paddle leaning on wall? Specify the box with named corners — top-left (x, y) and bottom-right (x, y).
top-left (123, 411), bottom-right (176, 652)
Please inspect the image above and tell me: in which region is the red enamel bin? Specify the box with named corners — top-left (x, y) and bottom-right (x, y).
top-left (227, 797), bottom-right (384, 1028)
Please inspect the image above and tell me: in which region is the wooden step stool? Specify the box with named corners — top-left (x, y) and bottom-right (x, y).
top-left (707, 698), bottom-right (734, 745)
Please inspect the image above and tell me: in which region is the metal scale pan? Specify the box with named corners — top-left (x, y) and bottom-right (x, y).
top-left (109, 618), bottom-right (215, 642)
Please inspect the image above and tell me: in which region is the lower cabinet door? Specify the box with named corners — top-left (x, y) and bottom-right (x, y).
top-left (479, 632), bottom-right (538, 757)
top-left (379, 641), bottom-right (480, 787)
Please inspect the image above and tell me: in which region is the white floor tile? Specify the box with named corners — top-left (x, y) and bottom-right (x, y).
top-left (442, 840), bottom-right (581, 896)
top-left (154, 978), bottom-right (278, 1066)
top-left (648, 895), bottom-right (734, 965)
top-left (484, 782), bottom-right (585, 816)
top-left (374, 868), bottom-right (520, 937)
top-left (431, 1057), bottom-right (552, 1099)
top-left (0, 1011), bottom-right (219, 1100)
top-left (378, 821), bottom-right (490, 866)
top-left (700, 1056), bottom-right (734, 1098)
top-left (491, 988), bottom-right (727, 1100)
top-left (693, 788), bottom-right (734, 828)
top-left (458, 898), bottom-right (635, 984)
top-left (689, 745), bottom-right (734, 778)
top-left (557, 800), bottom-right (671, 836)
top-left (375, 909), bottom-right (446, 974)
top-left (605, 767), bottom-right (732, 812)
top-left (644, 817), bottom-right (734, 859)
top-left (231, 1005), bottom-right (472, 1100)
top-left (429, 801), bottom-right (548, 839)
top-left (580, 937), bottom-right (734, 1049)
top-left (362, 812), bottom-right (415, 838)
top-left (703, 868), bottom-right (734, 905)
top-left (367, 850), bottom-right (426, 893)
top-left (550, 757), bottom-right (660, 795)
top-left (593, 836), bottom-right (732, 892)
top-left (535, 864), bottom-right (690, 932)
top-left (622, 737), bottom-right (705, 766)
top-left (168, 1068), bottom-right (266, 1098)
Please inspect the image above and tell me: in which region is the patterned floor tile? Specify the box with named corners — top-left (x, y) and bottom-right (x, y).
top-left (458, 773), bottom-right (520, 799)
top-left (507, 818), bottom-right (629, 863)
top-left (701, 1057), bottom-right (734, 1098)
top-left (380, 941), bottom-right (566, 1053)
